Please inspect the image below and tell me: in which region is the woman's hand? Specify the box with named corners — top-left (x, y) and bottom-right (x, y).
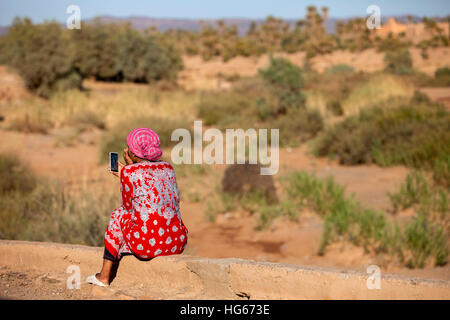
top-left (110, 148), bottom-right (133, 177)
top-left (123, 147), bottom-right (134, 165)
top-left (110, 161), bottom-right (125, 178)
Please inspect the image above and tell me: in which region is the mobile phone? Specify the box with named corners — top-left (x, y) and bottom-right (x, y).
top-left (109, 152), bottom-right (119, 173)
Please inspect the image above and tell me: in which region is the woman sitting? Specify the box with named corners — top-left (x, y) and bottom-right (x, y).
top-left (87, 128), bottom-right (188, 287)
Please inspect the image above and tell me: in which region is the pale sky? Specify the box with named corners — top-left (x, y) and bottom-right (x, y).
top-left (1, 0), bottom-right (449, 25)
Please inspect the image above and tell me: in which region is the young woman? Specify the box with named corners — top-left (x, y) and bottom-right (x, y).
top-left (87, 128), bottom-right (188, 287)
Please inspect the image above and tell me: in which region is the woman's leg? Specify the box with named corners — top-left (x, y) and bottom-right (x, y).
top-left (94, 206), bottom-right (131, 285)
top-left (96, 259), bottom-right (114, 284)
top-left (95, 248), bottom-right (116, 284)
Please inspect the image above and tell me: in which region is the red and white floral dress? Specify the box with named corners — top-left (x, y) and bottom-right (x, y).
top-left (104, 161), bottom-right (188, 260)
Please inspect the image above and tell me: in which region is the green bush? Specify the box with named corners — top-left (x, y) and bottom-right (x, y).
top-left (432, 67), bottom-right (450, 87)
top-left (377, 35), bottom-right (409, 52)
top-left (404, 214), bottom-right (448, 268)
top-left (259, 56), bottom-right (306, 114)
top-left (388, 171), bottom-right (432, 213)
top-left (384, 49), bottom-right (414, 75)
top-left (1, 18), bottom-right (183, 97)
top-left (433, 153), bottom-right (450, 189)
top-left (72, 22), bottom-right (183, 83)
top-left (388, 171), bottom-right (449, 217)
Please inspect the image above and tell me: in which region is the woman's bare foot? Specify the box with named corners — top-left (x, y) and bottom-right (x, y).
top-left (95, 273), bottom-right (110, 285)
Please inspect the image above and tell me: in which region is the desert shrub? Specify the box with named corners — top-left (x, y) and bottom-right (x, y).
top-left (315, 97), bottom-right (450, 177)
top-left (403, 214), bottom-right (448, 268)
top-left (377, 35), bottom-right (409, 52)
top-left (384, 49), bottom-right (414, 75)
top-left (99, 116), bottom-right (191, 164)
top-left (284, 171), bottom-right (388, 254)
top-left (388, 171), bottom-right (432, 213)
top-left (326, 100), bottom-right (344, 116)
top-left (0, 154), bottom-right (36, 194)
top-left (388, 171), bottom-right (449, 218)
top-left (272, 108), bottom-right (324, 147)
top-left (0, 181), bottom-right (117, 245)
top-left (1, 18), bottom-right (82, 98)
top-left (285, 170), bottom-right (448, 267)
top-left (256, 199), bottom-right (298, 230)
top-left (196, 92), bottom-right (257, 127)
top-left (433, 153), bottom-right (450, 189)
top-left (259, 56), bottom-right (306, 114)
top-left (257, 205), bottom-right (282, 229)
top-left (285, 171), bottom-right (346, 217)
top-left (340, 74), bottom-right (413, 115)
top-left (304, 71), bottom-right (370, 118)
top-left (7, 113), bottom-right (53, 134)
top-left (431, 67), bottom-right (450, 86)
top-left (222, 163), bottom-right (278, 204)
top-left (0, 154), bottom-right (117, 245)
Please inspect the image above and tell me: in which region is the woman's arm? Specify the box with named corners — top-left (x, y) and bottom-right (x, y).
top-left (110, 148), bottom-right (134, 178)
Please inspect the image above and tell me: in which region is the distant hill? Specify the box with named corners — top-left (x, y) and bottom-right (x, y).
top-left (0, 26), bottom-right (8, 35)
top-left (88, 16), bottom-right (303, 35)
top-left (0, 15), bottom-right (445, 36)
top-left (84, 15), bottom-right (354, 34)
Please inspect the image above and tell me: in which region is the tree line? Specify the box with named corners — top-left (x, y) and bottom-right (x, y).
top-left (166, 6), bottom-right (449, 61)
top-left (0, 5), bottom-right (448, 97)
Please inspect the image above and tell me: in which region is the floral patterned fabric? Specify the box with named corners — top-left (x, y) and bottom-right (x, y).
top-left (104, 161), bottom-right (188, 260)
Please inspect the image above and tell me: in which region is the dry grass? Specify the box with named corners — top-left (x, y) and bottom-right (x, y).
top-left (305, 90), bottom-right (330, 118)
top-left (0, 154), bottom-right (120, 246)
top-left (341, 74), bottom-right (414, 116)
top-left (0, 87), bottom-right (201, 134)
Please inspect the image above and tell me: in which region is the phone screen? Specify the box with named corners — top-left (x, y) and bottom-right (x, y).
top-left (110, 152), bottom-right (118, 172)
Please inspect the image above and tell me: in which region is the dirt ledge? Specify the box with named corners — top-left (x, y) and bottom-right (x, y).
top-left (0, 240), bottom-right (449, 300)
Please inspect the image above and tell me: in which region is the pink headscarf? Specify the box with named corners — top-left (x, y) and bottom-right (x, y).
top-left (126, 128), bottom-right (162, 161)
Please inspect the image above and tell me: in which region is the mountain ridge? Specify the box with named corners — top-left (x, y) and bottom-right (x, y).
top-left (0, 14), bottom-right (444, 36)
